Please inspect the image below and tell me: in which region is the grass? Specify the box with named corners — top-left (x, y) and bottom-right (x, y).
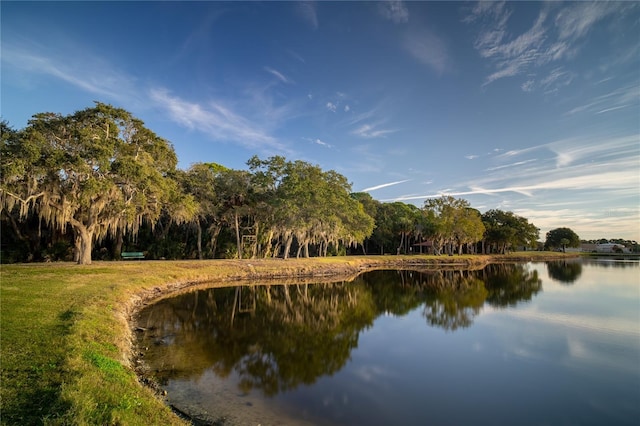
top-left (0, 253), bottom-right (577, 425)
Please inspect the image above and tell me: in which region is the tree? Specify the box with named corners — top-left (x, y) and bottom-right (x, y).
top-left (422, 196), bottom-right (484, 255)
top-left (545, 227), bottom-right (580, 251)
top-left (0, 103), bottom-right (193, 264)
top-left (350, 192), bottom-right (380, 255)
top-left (481, 209), bottom-right (539, 254)
top-left (179, 163), bottom-right (222, 259)
top-left (214, 167), bottom-right (254, 259)
top-left (454, 208), bottom-right (485, 254)
top-left (368, 202), bottom-right (398, 255)
top-left (248, 156), bottom-right (373, 259)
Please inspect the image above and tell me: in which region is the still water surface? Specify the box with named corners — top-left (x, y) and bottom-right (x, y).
top-left (135, 259), bottom-right (640, 425)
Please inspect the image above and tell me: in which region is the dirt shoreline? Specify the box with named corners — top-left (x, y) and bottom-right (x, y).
top-left (123, 254), bottom-right (578, 425)
top-left (125, 254), bottom-right (576, 312)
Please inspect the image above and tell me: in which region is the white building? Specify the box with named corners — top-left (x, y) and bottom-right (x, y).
top-left (594, 243), bottom-right (631, 254)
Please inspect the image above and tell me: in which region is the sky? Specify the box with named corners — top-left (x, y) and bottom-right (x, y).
top-left (2, 1), bottom-right (639, 241)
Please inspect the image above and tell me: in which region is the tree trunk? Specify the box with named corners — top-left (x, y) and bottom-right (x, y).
top-left (73, 229), bottom-right (81, 263)
top-left (251, 222), bottom-right (259, 259)
top-left (112, 226), bottom-right (123, 260)
top-left (196, 221), bottom-right (203, 260)
top-left (209, 224), bottom-right (221, 259)
top-left (234, 211), bottom-right (242, 259)
top-left (283, 235), bottom-right (293, 259)
top-left (73, 225), bottom-right (94, 265)
top-left (397, 232), bottom-right (404, 255)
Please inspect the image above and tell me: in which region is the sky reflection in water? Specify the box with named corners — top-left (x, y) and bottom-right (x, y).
top-left (135, 260), bottom-right (640, 425)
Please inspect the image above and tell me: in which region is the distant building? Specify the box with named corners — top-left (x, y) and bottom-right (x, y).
top-left (593, 243), bottom-right (631, 254)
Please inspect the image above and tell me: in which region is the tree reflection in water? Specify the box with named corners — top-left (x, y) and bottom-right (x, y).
top-left (135, 263), bottom-right (543, 397)
top-left (547, 260), bottom-right (582, 284)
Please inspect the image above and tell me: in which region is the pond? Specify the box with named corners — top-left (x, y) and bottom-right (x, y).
top-left (134, 259), bottom-right (640, 426)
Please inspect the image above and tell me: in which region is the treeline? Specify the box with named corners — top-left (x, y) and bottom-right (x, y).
top-left (1, 103), bottom-right (540, 264)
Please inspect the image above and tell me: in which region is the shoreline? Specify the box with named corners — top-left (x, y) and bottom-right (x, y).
top-left (0, 252), bottom-right (580, 424)
top-left (124, 253), bottom-right (579, 424)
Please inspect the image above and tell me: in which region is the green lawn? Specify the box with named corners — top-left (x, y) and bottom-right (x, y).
top-left (0, 253), bottom-right (576, 425)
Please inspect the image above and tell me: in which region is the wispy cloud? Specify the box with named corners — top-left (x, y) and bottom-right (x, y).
top-left (554, 2), bottom-right (621, 42)
top-left (2, 43), bottom-right (139, 104)
top-left (544, 135), bottom-right (639, 168)
top-left (304, 137), bottom-right (333, 149)
top-left (287, 49), bottom-right (306, 63)
top-left (263, 66), bottom-right (292, 84)
top-left (513, 206), bottom-right (640, 242)
top-left (486, 159), bottom-right (537, 171)
top-left (362, 179), bottom-right (410, 192)
top-left (383, 133), bottom-right (640, 239)
top-left (379, 0), bottom-right (409, 24)
top-left (296, 1), bottom-right (318, 30)
top-left (149, 88), bottom-right (286, 151)
top-left (521, 80), bottom-right (535, 92)
top-left (465, 2), bottom-right (629, 88)
top-left (540, 67), bottom-right (574, 93)
top-left (352, 123), bottom-right (397, 139)
top-left (403, 29), bottom-right (451, 75)
top-left (481, 7), bottom-right (548, 86)
top-left (565, 83), bottom-right (639, 117)
top-left (388, 169), bottom-right (638, 201)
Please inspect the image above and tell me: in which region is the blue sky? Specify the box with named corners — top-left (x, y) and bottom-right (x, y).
top-left (2, 1), bottom-right (639, 241)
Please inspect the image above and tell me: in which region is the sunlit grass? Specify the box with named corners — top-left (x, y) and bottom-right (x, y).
top-left (0, 253), bottom-right (575, 424)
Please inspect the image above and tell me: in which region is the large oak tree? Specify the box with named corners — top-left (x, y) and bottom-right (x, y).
top-left (0, 103), bottom-right (193, 264)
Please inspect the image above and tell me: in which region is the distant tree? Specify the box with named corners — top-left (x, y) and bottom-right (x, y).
top-left (215, 167), bottom-right (254, 259)
top-left (454, 207), bottom-right (485, 254)
top-left (369, 202), bottom-right (399, 254)
top-left (247, 156), bottom-right (374, 259)
top-left (423, 196), bottom-right (484, 255)
top-left (179, 163), bottom-right (227, 259)
top-left (390, 202), bottom-right (421, 255)
top-left (350, 192), bottom-right (380, 255)
top-left (545, 227), bottom-right (580, 251)
top-left (0, 103), bottom-right (194, 264)
top-left (481, 209), bottom-right (539, 254)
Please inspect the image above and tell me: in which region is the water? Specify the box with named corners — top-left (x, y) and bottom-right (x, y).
top-left (135, 259), bottom-right (640, 425)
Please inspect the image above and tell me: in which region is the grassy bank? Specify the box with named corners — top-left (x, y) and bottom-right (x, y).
top-left (1, 253), bottom-right (576, 425)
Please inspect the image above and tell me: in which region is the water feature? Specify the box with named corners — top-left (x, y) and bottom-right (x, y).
top-left (134, 259), bottom-right (640, 425)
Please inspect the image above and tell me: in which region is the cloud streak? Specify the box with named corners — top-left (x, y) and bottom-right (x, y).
top-left (2, 43), bottom-right (139, 104)
top-left (382, 134), bottom-right (640, 239)
top-left (379, 1), bottom-right (409, 24)
top-left (297, 1), bottom-right (318, 30)
top-left (361, 179), bottom-right (410, 192)
top-left (403, 29), bottom-right (451, 75)
top-left (149, 88), bottom-right (286, 151)
top-left (264, 66), bottom-right (292, 84)
top-left (465, 2), bottom-right (631, 88)
top-left (2, 39), bottom-right (300, 156)
top-left (352, 123), bottom-right (398, 139)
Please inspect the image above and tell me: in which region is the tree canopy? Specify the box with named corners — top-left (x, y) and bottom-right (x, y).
top-left (545, 227), bottom-right (581, 251)
top-left (0, 103), bottom-right (194, 264)
top-left (482, 209), bottom-right (539, 254)
top-left (1, 103), bottom-right (589, 263)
